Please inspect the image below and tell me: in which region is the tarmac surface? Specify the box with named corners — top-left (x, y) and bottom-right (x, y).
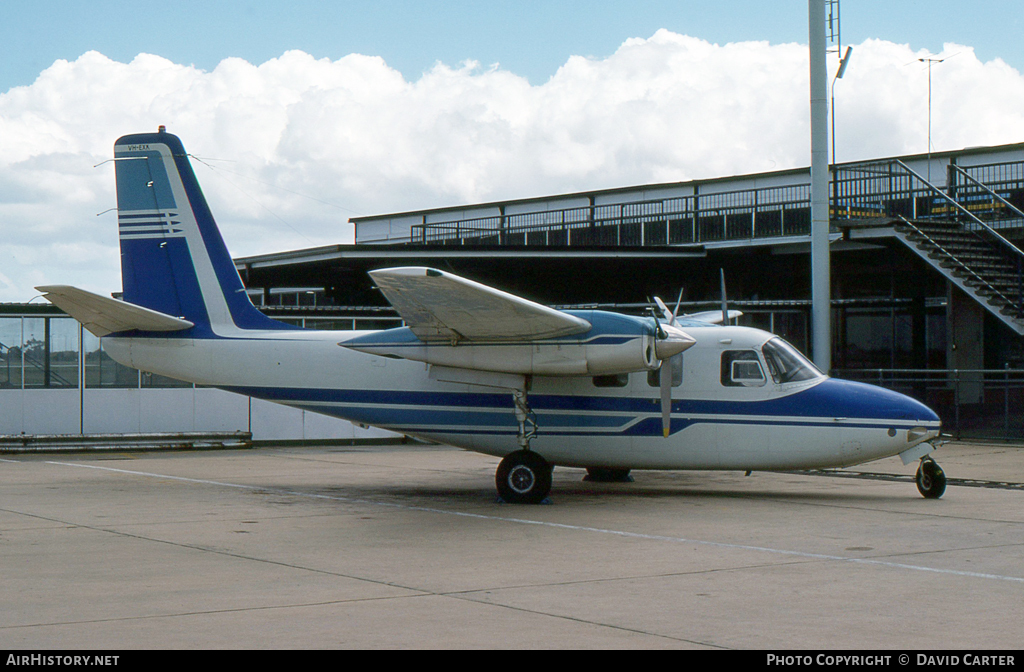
top-left (2, 439), bottom-right (1023, 650)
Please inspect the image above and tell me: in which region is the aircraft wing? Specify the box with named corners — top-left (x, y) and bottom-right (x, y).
top-left (369, 267), bottom-right (591, 342)
top-left (36, 285), bottom-right (194, 337)
top-left (682, 309), bottom-right (744, 325)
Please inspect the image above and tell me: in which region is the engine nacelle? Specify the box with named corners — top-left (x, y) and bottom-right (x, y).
top-left (341, 310), bottom-right (694, 377)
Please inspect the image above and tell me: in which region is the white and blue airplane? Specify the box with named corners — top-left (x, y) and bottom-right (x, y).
top-left (38, 129), bottom-right (946, 503)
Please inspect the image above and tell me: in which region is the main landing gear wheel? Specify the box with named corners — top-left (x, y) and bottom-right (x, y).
top-left (916, 457), bottom-right (947, 499)
top-left (496, 450), bottom-right (552, 504)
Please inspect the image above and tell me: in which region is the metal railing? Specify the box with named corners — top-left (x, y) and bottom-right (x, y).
top-left (957, 160), bottom-right (1024, 220)
top-left (895, 215), bottom-right (1023, 321)
top-left (834, 368), bottom-right (1024, 440)
top-left (411, 184), bottom-right (814, 246)
top-left (836, 160), bottom-right (1024, 319)
top-left (832, 159), bottom-right (1024, 230)
top-left (407, 156), bottom-right (1024, 248)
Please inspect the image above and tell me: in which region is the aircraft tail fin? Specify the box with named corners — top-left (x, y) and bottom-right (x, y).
top-left (112, 129), bottom-right (292, 335)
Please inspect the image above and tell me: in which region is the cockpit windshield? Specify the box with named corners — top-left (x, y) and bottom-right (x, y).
top-left (761, 338), bottom-right (822, 384)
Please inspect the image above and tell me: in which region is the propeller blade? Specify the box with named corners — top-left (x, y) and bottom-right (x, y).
top-left (653, 290), bottom-right (684, 327)
top-left (660, 358), bottom-right (672, 438)
top-left (650, 315), bottom-right (667, 341)
top-left (671, 288), bottom-right (683, 326)
top-left (720, 269), bottom-right (728, 325)
top-left (654, 296), bottom-right (673, 323)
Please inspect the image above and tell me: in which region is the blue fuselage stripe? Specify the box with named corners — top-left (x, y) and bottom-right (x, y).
top-left (223, 378), bottom-right (940, 438)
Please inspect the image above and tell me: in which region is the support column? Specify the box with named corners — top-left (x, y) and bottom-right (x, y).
top-left (809, 0), bottom-right (832, 371)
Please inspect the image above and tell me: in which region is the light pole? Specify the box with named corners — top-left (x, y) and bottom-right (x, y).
top-left (831, 46), bottom-right (852, 217)
top-left (831, 46), bottom-right (852, 167)
top-left (918, 54), bottom-right (947, 183)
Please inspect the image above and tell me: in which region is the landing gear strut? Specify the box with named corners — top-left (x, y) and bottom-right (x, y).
top-left (512, 389), bottom-right (538, 450)
top-left (496, 383), bottom-right (551, 504)
top-left (916, 456), bottom-right (947, 499)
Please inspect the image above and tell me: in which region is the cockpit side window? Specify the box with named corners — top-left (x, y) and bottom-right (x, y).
top-left (761, 337), bottom-right (821, 384)
top-left (721, 350), bottom-right (766, 387)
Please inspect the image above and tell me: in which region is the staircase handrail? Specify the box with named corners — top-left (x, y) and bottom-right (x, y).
top-left (895, 215), bottom-right (1016, 309)
top-left (894, 159), bottom-right (1024, 263)
top-left (950, 164), bottom-right (1024, 223)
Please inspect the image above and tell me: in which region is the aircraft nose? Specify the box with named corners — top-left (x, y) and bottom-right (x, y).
top-left (654, 323), bottom-right (696, 359)
top-left (870, 383), bottom-right (943, 446)
top-left (877, 384), bottom-right (941, 425)
top-left (812, 378), bottom-right (941, 424)
top-left (888, 387), bottom-right (941, 424)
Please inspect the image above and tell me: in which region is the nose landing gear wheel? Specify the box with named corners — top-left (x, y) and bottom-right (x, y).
top-left (916, 457), bottom-right (946, 499)
top-left (496, 450), bottom-right (552, 504)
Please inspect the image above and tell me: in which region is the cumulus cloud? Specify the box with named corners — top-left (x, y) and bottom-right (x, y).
top-left (0, 31), bottom-right (1022, 301)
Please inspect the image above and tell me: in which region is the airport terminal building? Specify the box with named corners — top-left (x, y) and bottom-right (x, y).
top-left (4, 141), bottom-right (1023, 440)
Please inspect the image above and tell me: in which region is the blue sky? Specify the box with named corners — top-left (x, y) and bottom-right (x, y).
top-left (2, 0), bottom-right (1022, 92)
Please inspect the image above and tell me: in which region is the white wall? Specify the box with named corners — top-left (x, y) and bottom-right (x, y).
top-left (0, 387), bottom-right (395, 441)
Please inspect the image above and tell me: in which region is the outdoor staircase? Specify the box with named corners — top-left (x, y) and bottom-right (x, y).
top-left (835, 159), bottom-right (1024, 336)
top-left (893, 216), bottom-right (1024, 335)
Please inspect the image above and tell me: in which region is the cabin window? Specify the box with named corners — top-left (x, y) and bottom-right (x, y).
top-left (592, 373), bottom-right (629, 388)
top-left (647, 354), bottom-right (683, 388)
top-left (721, 350), bottom-right (766, 387)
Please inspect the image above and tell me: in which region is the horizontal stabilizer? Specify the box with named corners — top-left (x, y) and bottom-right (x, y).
top-left (369, 267), bottom-right (591, 342)
top-left (36, 285), bottom-right (194, 337)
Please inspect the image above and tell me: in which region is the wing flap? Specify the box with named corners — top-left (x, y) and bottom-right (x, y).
top-left (369, 267), bottom-right (591, 342)
top-left (36, 285), bottom-right (194, 337)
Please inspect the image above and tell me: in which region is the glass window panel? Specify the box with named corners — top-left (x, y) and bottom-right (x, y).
top-left (744, 312), bottom-right (772, 332)
top-left (732, 359), bottom-right (766, 383)
top-left (84, 335), bottom-right (142, 388)
top-left (22, 317), bottom-right (48, 388)
top-left (771, 311), bottom-right (809, 356)
top-left (305, 319), bottom-right (356, 330)
top-left (354, 319), bottom-right (403, 331)
top-left (721, 350), bottom-right (766, 387)
top-left (762, 337), bottom-right (821, 384)
top-left (47, 318), bottom-right (80, 388)
top-left (893, 313), bottom-right (914, 369)
top-left (84, 330), bottom-right (103, 387)
top-left (0, 317), bottom-right (22, 388)
top-left (843, 308), bottom-right (906, 370)
top-left (927, 312), bottom-right (947, 369)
